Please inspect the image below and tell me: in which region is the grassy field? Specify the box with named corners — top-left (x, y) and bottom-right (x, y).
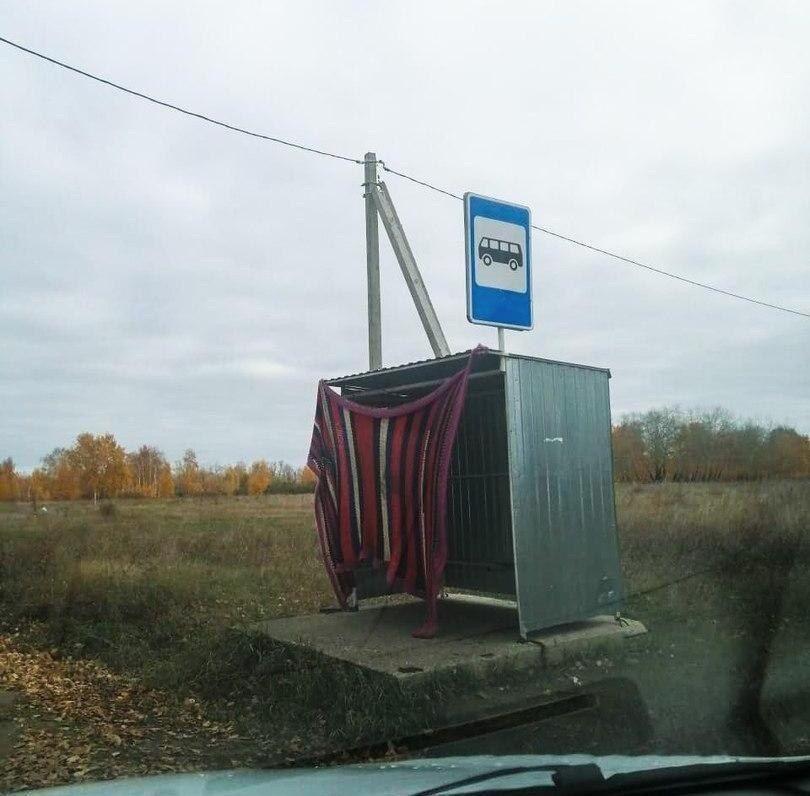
top-left (0, 495), bottom-right (332, 683)
top-left (0, 494), bottom-right (444, 789)
top-left (1, 483), bottom-right (810, 788)
top-left (619, 481), bottom-right (809, 606)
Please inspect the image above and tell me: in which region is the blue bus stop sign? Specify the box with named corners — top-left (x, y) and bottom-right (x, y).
top-left (464, 192), bottom-right (533, 330)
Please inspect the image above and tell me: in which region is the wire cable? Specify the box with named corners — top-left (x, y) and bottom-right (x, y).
top-left (379, 162), bottom-right (463, 201)
top-left (2, 35), bottom-right (808, 319)
top-left (530, 226), bottom-right (810, 318)
top-left (378, 162), bottom-right (810, 320)
top-left (0, 35), bottom-right (362, 165)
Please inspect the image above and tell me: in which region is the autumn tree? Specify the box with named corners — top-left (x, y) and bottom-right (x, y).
top-left (28, 468), bottom-right (50, 504)
top-left (247, 459), bottom-right (272, 495)
top-left (270, 461), bottom-right (297, 482)
top-left (611, 426), bottom-right (647, 482)
top-left (299, 465), bottom-right (317, 488)
top-left (728, 422), bottom-right (770, 480)
top-left (222, 463), bottom-right (247, 496)
top-left (0, 458), bottom-right (19, 501)
top-left (199, 465), bottom-right (229, 496)
top-left (175, 449), bottom-right (203, 496)
top-left (764, 427), bottom-right (810, 479)
top-left (127, 445), bottom-right (170, 498)
top-left (613, 408), bottom-right (810, 482)
top-left (67, 433), bottom-right (130, 501)
top-left (632, 409), bottom-right (681, 481)
top-left (157, 465), bottom-right (175, 498)
top-left (14, 473), bottom-right (31, 502)
top-left (41, 448), bottom-right (81, 500)
top-left (672, 419), bottom-right (720, 481)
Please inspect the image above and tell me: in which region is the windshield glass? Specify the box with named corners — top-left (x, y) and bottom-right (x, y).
top-left (1, 4), bottom-right (809, 793)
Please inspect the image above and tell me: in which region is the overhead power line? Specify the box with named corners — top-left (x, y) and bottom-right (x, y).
top-left (378, 163), bottom-right (810, 320)
top-left (2, 34), bottom-right (808, 320)
top-left (380, 163), bottom-right (463, 201)
top-left (0, 35), bottom-right (361, 164)
top-left (526, 226), bottom-right (810, 318)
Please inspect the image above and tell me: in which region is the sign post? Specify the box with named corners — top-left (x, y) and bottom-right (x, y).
top-left (464, 193), bottom-right (533, 346)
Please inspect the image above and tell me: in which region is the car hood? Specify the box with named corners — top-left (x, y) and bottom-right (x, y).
top-left (28, 754), bottom-right (810, 795)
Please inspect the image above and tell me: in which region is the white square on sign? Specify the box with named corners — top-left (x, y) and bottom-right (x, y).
top-left (472, 216), bottom-right (528, 293)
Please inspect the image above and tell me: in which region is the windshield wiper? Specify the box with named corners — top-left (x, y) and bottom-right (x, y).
top-left (410, 763), bottom-right (604, 796)
top-left (605, 758), bottom-right (810, 794)
top-left (409, 757), bottom-right (810, 796)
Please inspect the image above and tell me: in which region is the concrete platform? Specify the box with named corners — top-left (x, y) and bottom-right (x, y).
top-left (254, 596), bottom-right (646, 689)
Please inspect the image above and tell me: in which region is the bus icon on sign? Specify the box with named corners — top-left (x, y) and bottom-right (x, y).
top-left (478, 237), bottom-right (523, 271)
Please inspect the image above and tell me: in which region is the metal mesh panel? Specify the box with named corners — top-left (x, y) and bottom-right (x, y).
top-left (338, 370), bottom-right (514, 599)
top-left (445, 375), bottom-right (515, 595)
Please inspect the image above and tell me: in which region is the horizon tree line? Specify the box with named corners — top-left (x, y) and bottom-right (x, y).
top-left (612, 407), bottom-right (810, 482)
top-left (0, 433), bottom-right (315, 502)
top-left (1, 407), bottom-right (808, 501)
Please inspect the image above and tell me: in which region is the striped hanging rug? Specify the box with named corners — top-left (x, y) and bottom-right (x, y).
top-left (308, 347), bottom-right (483, 638)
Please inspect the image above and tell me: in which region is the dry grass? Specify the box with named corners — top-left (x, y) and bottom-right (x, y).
top-left (0, 496), bottom-right (330, 686)
top-left (617, 481), bottom-right (810, 614)
top-left (1, 483), bottom-right (809, 756)
top-left (2, 485), bottom-right (809, 672)
top-left (0, 495), bottom-right (442, 757)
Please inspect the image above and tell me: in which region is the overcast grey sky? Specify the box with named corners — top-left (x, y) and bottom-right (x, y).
top-left (2, 1), bottom-right (809, 470)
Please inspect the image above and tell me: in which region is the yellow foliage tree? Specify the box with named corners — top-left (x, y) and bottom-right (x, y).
top-left (247, 459), bottom-right (272, 495)
top-left (29, 468), bottom-right (50, 503)
top-left (222, 463), bottom-right (247, 496)
top-left (51, 460), bottom-right (82, 500)
top-left (611, 425), bottom-right (648, 482)
top-left (0, 458), bottom-right (19, 501)
top-left (42, 448), bottom-right (82, 500)
top-left (156, 465), bottom-right (175, 498)
top-left (127, 445), bottom-right (170, 497)
top-left (766, 428), bottom-right (810, 479)
top-left (299, 465), bottom-right (316, 488)
top-left (175, 449), bottom-right (203, 496)
top-left (68, 433), bottom-right (130, 501)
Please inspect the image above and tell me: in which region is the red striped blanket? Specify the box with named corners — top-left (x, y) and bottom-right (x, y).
top-left (308, 349), bottom-right (481, 638)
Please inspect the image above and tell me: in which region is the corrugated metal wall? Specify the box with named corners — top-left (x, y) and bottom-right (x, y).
top-left (504, 357), bottom-right (622, 637)
top-left (445, 374), bottom-right (515, 596)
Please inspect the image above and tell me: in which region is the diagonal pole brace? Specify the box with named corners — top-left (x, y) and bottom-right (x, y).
top-left (370, 180), bottom-right (450, 358)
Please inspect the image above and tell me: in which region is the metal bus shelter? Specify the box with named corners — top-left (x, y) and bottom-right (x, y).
top-left (325, 348), bottom-right (623, 639)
